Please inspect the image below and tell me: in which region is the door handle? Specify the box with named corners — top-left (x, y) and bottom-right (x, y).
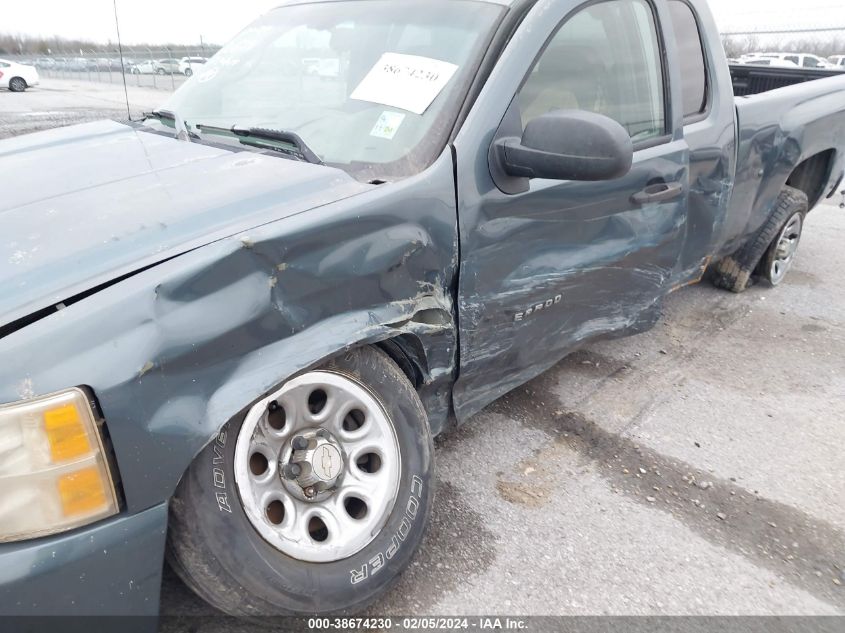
top-left (631, 182), bottom-right (684, 205)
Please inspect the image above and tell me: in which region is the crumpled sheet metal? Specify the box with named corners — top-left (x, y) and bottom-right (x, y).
top-left (0, 154), bottom-right (459, 513)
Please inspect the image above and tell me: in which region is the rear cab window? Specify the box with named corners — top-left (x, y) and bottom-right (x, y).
top-left (667, 0), bottom-right (708, 122)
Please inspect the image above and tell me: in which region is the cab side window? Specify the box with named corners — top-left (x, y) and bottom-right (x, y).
top-left (518, 0), bottom-right (666, 143)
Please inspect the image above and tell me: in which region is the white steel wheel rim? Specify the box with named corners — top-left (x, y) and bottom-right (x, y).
top-left (770, 212), bottom-right (803, 285)
top-left (234, 371), bottom-right (401, 563)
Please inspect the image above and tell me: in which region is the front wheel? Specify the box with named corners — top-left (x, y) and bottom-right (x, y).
top-left (184, 68), bottom-right (193, 77)
top-left (167, 346), bottom-right (434, 616)
top-left (156, 68), bottom-right (166, 75)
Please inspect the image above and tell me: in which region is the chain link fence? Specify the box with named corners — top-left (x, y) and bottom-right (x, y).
top-left (714, 7), bottom-right (845, 60)
top-left (4, 11), bottom-right (844, 89)
top-left (6, 46), bottom-right (220, 91)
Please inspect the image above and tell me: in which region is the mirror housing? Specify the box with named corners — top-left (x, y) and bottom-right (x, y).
top-left (494, 110), bottom-right (634, 183)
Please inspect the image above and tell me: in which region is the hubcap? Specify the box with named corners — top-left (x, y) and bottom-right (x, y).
top-left (769, 212), bottom-right (803, 285)
top-left (279, 428), bottom-right (346, 503)
top-left (234, 371), bottom-right (401, 563)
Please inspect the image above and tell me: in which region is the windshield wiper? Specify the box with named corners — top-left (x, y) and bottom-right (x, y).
top-left (195, 124), bottom-right (324, 165)
top-left (144, 109), bottom-right (195, 142)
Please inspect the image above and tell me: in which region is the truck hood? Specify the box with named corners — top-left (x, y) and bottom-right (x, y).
top-left (0, 120), bottom-right (370, 330)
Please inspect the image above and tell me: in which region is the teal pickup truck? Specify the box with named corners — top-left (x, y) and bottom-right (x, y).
top-left (1, 0), bottom-right (844, 619)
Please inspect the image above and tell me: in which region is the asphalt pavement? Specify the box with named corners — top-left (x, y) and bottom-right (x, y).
top-left (2, 79), bottom-right (844, 628)
top-left (0, 78), bottom-right (166, 139)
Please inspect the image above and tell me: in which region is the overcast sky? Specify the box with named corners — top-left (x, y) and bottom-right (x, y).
top-left (3, 0), bottom-right (845, 46)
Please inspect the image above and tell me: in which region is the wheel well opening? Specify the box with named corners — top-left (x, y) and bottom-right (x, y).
top-left (787, 150), bottom-right (835, 210)
top-left (376, 336), bottom-right (427, 389)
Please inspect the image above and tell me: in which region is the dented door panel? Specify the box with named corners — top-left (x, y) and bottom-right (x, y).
top-left (450, 0), bottom-right (690, 420)
top-left (453, 143), bottom-right (689, 419)
top-left (670, 0), bottom-right (739, 283)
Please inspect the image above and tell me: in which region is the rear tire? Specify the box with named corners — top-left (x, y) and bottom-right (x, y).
top-left (167, 346), bottom-right (434, 616)
top-left (8, 77), bottom-right (27, 92)
top-left (184, 68), bottom-right (193, 77)
top-left (711, 186), bottom-right (808, 293)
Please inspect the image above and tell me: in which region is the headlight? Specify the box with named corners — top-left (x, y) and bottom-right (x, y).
top-left (0, 388), bottom-right (119, 543)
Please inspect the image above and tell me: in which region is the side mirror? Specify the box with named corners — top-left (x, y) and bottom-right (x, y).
top-left (494, 110), bottom-right (634, 182)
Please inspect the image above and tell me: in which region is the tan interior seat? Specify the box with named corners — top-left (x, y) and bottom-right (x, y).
top-left (521, 46), bottom-right (605, 125)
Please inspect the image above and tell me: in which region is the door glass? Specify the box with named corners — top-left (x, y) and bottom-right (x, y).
top-left (518, 0), bottom-right (666, 143)
top-left (804, 56), bottom-right (820, 68)
top-left (668, 0), bottom-right (707, 119)
top-left (786, 55), bottom-right (800, 65)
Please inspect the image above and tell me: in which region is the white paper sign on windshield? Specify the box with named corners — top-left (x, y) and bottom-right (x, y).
top-left (350, 53), bottom-right (459, 115)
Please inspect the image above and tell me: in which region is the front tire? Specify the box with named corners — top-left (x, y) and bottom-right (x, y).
top-left (167, 346), bottom-right (434, 616)
top-left (184, 68), bottom-right (193, 77)
top-left (8, 77), bottom-right (27, 92)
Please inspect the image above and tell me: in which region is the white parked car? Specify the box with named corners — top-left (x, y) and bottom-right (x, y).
top-left (740, 56), bottom-right (800, 69)
top-left (744, 52), bottom-right (836, 69)
top-left (131, 60), bottom-right (166, 75)
top-left (0, 59), bottom-right (39, 92)
top-left (178, 57), bottom-right (208, 76)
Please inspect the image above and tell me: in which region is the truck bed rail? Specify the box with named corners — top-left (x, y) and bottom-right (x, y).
top-left (730, 64), bottom-right (844, 97)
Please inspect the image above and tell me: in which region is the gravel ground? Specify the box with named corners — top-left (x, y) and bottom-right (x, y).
top-left (3, 79), bottom-right (844, 628)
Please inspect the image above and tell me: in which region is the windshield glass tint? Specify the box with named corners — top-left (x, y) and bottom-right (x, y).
top-left (164, 0), bottom-right (501, 179)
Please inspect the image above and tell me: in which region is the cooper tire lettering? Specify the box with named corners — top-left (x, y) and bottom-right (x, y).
top-left (350, 565), bottom-right (369, 585)
top-left (349, 474), bottom-right (425, 584)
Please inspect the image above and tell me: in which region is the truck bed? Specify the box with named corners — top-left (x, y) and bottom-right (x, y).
top-left (729, 64), bottom-right (844, 97)
top-left (720, 71), bottom-right (845, 257)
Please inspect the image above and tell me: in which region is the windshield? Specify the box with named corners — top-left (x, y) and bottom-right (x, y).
top-left (162, 0), bottom-right (503, 181)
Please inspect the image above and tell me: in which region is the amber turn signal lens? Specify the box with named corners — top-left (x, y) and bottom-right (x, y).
top-left (44, 403), bottom-right (92, 462)
top-left (57, 466), bottom-right (110, 517)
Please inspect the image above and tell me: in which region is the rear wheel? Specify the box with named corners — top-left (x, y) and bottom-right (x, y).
top-left (760, 211), bottom-right (803, 286)
top-left (184, 68), bottom-right (193, 77)
top-left (711, 186), bottom-right (808, 293)
top-left (167, 346), bottom-right (434, 616)
top-left (8, 77), bottom-right (27, 92)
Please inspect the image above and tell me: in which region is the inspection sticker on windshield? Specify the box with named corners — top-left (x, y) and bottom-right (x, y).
top-left (370, 111), bottom-right (406, 140)
top-left (351, 53), bottom-right (458, 115)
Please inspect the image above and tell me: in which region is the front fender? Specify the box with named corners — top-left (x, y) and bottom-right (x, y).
top-left (0, 152), bottom-right (459, 514)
